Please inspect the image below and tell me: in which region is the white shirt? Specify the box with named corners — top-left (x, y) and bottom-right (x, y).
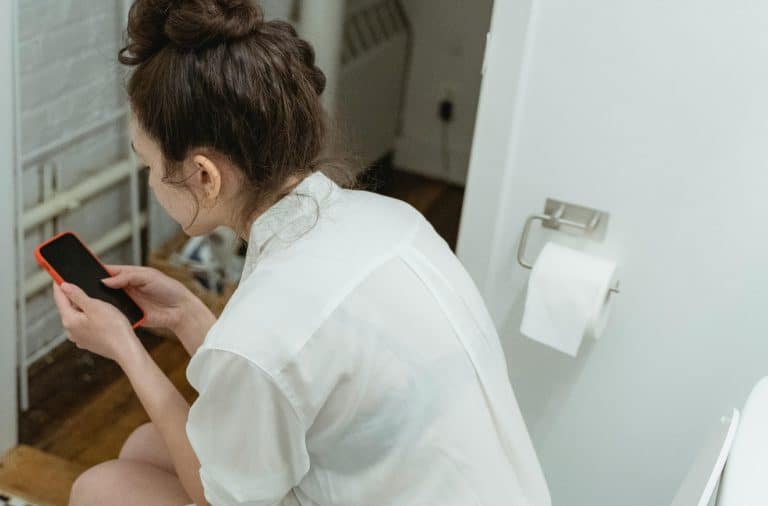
top-left (185, 171), bottom-right (550, 506)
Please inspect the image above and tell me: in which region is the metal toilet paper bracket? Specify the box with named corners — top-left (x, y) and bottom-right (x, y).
top-left (517, 198), bottom-right (620, 294)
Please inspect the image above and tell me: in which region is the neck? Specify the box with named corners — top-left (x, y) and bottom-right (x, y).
top-left (235, 174), bottom-right (307, 242)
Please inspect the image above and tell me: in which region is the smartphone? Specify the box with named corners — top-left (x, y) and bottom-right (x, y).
top-left (34, 231), bottom-right (146, 329)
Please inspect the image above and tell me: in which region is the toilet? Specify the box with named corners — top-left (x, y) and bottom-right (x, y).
top-left (717, 377), bottom-right (768, 505)
top-left (671, 377), bottom-right (768, 506)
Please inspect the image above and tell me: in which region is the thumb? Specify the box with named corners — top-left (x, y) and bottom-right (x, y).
top-left (101, 268), bottom-right (144, 289)
top-left (60, 282), bottom-right (93, 311)
top-left (101, 274), bottom-right (129, 288)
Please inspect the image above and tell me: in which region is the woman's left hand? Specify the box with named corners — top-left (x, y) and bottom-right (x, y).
top-left (52, 282), bottom-right (140, 364)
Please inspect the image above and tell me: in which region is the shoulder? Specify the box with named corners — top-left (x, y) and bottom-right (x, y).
top-left (198, 190), bottom-right (427, 373)
top-left (329, 187), bottom-right (427, 236)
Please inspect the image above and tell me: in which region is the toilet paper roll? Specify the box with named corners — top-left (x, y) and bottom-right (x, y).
top-left (520, 242), bottom-right (618, 357)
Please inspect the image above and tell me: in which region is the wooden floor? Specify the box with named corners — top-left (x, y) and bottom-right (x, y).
top-left (4, 169), bottom-right (464, 504)
top-left (30, 339), bottom-right (197, 469)
top-left (0, 446), bottom-right (84, 506)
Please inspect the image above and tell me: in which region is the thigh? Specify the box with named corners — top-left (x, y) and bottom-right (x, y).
top-left (69, 459), bottom-right (193, 506)
top-left (119, 422), bottom-right (175, 474)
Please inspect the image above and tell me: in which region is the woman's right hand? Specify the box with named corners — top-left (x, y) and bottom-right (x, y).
top-left (101, 265), bottom-right (207, 333)
top-left (102, 265), bottom-right (216, 355)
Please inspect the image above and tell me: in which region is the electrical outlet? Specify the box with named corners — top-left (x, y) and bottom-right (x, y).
top-left (439, 99), bottom-right (454, 122)
top-left (438, 82), bottom-right (459, 123)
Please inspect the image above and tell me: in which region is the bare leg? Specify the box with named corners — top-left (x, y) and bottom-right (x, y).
top-left (118, 422), bottom-right (175, 474)
top-left (69, 459), bottom-right (193, 506)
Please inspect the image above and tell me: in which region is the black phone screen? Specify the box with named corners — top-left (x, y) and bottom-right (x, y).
top-left (39, 233), bottom-right (144, 326)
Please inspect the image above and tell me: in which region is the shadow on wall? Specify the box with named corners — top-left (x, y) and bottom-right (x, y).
top-left (498, 283), bottom-right (596, 439)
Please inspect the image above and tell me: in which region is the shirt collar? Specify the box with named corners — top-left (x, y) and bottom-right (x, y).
top-left (240, 170), bottom-right (338, 281)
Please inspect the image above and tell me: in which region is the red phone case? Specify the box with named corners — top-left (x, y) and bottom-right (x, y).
top-left (34, 230), bottom-right (147, 329)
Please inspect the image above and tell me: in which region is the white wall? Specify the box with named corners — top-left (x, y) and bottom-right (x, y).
top-left (18, 0), bottom-right (134, 359)
top-left (298, 0), bottom-right (345, 114)
top-left (458, 1), bottom-right (768, 505)
top-left (1, 0), bottom-right (19, 453)
top-left (259, 0), bottom-right (294, 21)
top-left (395, 0), bottom-right (493, 185)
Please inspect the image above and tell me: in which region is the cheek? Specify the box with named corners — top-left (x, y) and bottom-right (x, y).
top-left (148, 175), bottom-right (196, 226)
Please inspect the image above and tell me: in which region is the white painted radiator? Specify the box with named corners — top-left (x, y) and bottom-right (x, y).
top-left (13, 0), bottom-right (147, 411)
top-left (337, 0), bottom-right (410, 166)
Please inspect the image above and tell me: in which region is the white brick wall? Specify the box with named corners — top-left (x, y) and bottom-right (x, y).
top-left (18, 0), bottom-right (135, 359)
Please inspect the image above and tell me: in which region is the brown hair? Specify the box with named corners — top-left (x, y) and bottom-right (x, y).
top-left (118, 0), bottom-right (359, 229)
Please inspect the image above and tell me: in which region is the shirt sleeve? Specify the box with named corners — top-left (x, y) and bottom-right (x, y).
top-left (186, 348), bottom-right (310, 506)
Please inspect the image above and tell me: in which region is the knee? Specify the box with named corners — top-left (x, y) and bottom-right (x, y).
top-left (119, 422), bottom-right (156, 460)
top-left (69, 461), bottom-right (121, 506)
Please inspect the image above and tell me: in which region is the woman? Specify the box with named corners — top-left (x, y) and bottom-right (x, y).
top-left (53, 1), bottom-right (550, 504)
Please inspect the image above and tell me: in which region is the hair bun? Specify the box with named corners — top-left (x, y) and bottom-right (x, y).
top-left (119, 0), bottom-right (263, 65)
top-left (166, 0), bottom-right (263, 49)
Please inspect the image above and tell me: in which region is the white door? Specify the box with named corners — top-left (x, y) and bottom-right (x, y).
top-left (458, 1), bottom-right (768, 505)
top-left (0, 0), bottom-right (19, 454)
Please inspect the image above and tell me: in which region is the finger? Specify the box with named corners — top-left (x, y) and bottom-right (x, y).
top-left (52, 283), bottom-right (75, 314)
top-left (100, 274), bottom-right (128, 288)
top-left (60, 282), bottom-right (93, 312)
top-left (53, 283), bottom-right (85, 328)
top-left (101, 266), bottom-right (146, 288)
top-left (103, 264), bottom-right (126, 275)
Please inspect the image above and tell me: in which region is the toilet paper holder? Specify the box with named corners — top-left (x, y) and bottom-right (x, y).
top-left (517, 198), bottom-right (620, 294)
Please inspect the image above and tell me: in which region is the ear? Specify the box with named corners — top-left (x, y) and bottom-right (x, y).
top-left (191, 154), bottom-right (222, 205)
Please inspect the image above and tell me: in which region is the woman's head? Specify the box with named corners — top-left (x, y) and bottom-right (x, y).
top-left (119, 0), bottom-right (352, 237)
